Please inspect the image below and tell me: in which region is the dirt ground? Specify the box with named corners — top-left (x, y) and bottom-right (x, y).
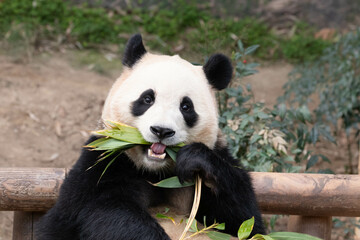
top-left (0, 52), bottom-right (357, 239)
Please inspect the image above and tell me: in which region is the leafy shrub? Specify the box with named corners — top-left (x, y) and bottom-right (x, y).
top-left (217, 41), bottom-right (328, 172)
top-left (65, 7), bottom-right (117, 45)
top-left (141, 1), bottom-right (207, 40)
top-left (0, 0), bottom-right (66, 39)
top-left (0, 0), bottom-right (331, 62)
top-left (279, 28), bottom-right (360, 173)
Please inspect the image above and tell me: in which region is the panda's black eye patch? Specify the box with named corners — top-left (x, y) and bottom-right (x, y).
top-left (180, 97), bottom-right (198, 128)
top-left (131, 89), bottom-right (155, 116)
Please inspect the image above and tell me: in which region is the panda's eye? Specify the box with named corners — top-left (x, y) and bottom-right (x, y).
top-left (181, 103), bottom-right (190, 111)
top-left (143, 95), bottom-right (154, 105)
top-left (180, 97), bottom-right (194, 112)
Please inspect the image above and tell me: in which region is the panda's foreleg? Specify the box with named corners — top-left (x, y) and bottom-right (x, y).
top-left (175, 143), bottom-right (265, 237)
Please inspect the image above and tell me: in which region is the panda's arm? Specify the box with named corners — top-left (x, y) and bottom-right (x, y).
top-left (175, 143), bottom-right (265, 237)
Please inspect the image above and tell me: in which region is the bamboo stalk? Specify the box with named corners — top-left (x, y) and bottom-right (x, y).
top-left (179, 176), bottom-right (202, 240)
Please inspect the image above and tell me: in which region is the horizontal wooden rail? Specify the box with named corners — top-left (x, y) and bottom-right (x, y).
top-left (252, 172), bottom-right (360, 216)
top-left (0, 168), bottom-right (66, 211)
top-left (1, 168), bottom-right (360, 217)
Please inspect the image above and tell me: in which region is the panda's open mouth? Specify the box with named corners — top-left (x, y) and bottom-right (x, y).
top-left (147, 143), bottom-right (167, 161)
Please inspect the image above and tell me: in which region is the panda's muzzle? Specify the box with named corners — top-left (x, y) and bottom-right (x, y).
top-left (147, 126), bottom-right (175, 161)
top-left (148, 143), bottom-right (167, 160)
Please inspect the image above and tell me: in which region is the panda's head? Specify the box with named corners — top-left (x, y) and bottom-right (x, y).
top-left (102, 34), bottom-right (232, 171)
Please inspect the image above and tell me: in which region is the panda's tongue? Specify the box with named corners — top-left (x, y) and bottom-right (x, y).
top-left (150, 143), bottom-right (166, 154)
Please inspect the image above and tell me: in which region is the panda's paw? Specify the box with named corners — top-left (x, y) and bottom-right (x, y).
top-left (175, 143), bottom-right (218, 188)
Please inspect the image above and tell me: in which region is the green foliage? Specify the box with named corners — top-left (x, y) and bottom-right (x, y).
top-left (281, 22), bottom-right (331, 62)
top-left (279, 28), bottom-right (360, 173)
top-left (281, 35), bottom-right (331, 62)
top-left (0, 0), bottom-right (65, 37)
top-left (140, 1), bottom-right (207, 40)
top-left (152, 176), bottom-right (194, 188)
top-left (66, 7), bottom-right (117, 45)
top-left (234, 18), bottom-right (278, 59)
top-left (185, 217), bottom-right (321, 240)
top-left (0, 0), bottom-right (330, 62)
top-left (333, 218), bottom-right (360, 239)
top-left (217, 40), bottom-right (328, 172)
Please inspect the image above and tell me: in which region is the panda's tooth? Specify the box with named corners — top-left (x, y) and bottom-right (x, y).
top-left (147, 149), bottom-right (166, 160)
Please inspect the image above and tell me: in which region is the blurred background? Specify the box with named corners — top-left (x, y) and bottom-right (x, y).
top-left (0, 0), bottom-right (359, 239)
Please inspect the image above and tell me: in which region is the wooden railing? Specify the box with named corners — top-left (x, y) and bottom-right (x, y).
top-left (1, 168), bottom-right (360, 240)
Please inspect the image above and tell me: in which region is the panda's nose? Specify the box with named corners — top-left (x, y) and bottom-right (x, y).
top-left (150, 126), bottom-right (175, 140)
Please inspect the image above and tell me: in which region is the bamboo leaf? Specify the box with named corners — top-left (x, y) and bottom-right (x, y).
top-left (94, 129), bottom-right (149, 145)
top-left (151, 176), bottom-right (194, 188)
top-left (250, 234), bottom-right (275, 240)
top-left (268, 232), bottom-right (322, 240)
top-left (97, 154), bottom-right (118, 185)
top-left (238, 217), bottom-right (254, 240)
top-left (189, 219), bottom-right (199, 232)
top-left (86, 150), bottom-right (120, 171)
top-left (165, 148), bottom-right (178, 161)
top-left (215, 223), bottom-right (226, 230)
top-left (207, 231), bottom-right (232, 240)
top-left (87, 138), bottom-right (135, 151)
top-left (156, 213), bottom-right (176, 225)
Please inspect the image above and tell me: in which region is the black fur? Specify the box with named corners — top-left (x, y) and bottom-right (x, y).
top-left (180, 96), bottom-right (198, 128)
top-left (176, 142), bottom-right (265, 236)
top-left (36, 136), bottom-right (171, 240)
top-left (131, 89), bottom-right (155, 116)
top-left (122, 34), bottom-right (147, 68)
top-left (203, 54), bottom-right (233, 90)
top-left (36, 136), bottom-right (265, 239)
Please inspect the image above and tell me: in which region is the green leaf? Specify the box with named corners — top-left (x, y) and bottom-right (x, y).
top-left (251, 234), bottom-right (274, 240)
top-left (310, 126), bottom-right (319, 144)
top-left (152, 176), bottom-right (194, 188)
top-left (277, 103), bottom-right (287, 120)
top-left (155, 213), bottom-right (176, 225)
top-left (87, 138), bottom-right (135, 151)
top-left (306, 155), bottom-right (319, 170)
top-left (207, 231), bottom-right (232, 240)
top-left (165, 148), bottom-right (177, 162)
top-left (237, 40), bottom-right (244, 52)
top-left (268, 232), bottom-right (322, 240)
top-left (245, 45), bottom-right (260, 55)
top-left (97, 153), bottom-right (119, 184)
top-left (240, 118), bottom-right (249, 129)
top-left (238, 217), bottom-right (254, 239)
top-left (257, 112), bottom-right (270, 119)
top-left (319, 154), bottom-right (330, 163)
top-left (215, 223), bottom-right (226, 230)
top-left (299, 106), bottom-right (312, 122)
top-left (189, 219), bottom-right (199, 232)
top-left (250, 134), bottom-right (262, 144)
top-left (95, 128), bottom-right (149, 144)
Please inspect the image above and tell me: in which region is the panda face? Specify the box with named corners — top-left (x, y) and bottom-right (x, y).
top-left (101, 34), bottom-right (232, 172)
top-left (102, 54), bottom-right (219, 171)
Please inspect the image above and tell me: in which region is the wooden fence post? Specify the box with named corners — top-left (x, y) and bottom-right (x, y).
top-left (13, 211), bottom-right (44, 240)
top-left (13, 212), bottom-right (33, 240)
top-left (288, 215), bottom-right (332, 240)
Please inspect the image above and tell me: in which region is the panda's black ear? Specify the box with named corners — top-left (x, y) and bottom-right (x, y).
top-left (203, 54), bottom-right (232, 90)
top-left (122, 34), bottom-right (147, 68)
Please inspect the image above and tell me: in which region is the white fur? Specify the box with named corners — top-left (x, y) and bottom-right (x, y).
top-left (102, 53), bottom-right (219, 171)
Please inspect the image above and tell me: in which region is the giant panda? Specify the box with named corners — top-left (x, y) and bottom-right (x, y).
top-left (36, 34), bottom-right (265, 240)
